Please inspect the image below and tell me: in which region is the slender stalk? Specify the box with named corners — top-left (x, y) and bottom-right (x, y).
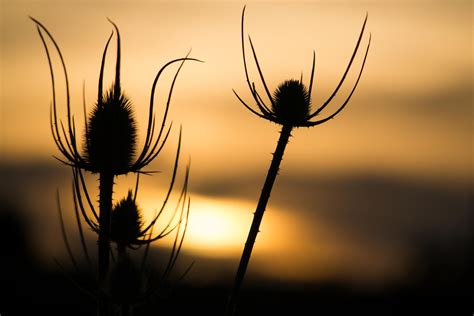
top-left (226, 124), bottom-right (293, 315)
top-left (98, 172), bottom-right (114, 315)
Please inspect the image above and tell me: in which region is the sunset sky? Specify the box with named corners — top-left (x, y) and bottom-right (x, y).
top-left (1, 0), bottom-right (471, 289)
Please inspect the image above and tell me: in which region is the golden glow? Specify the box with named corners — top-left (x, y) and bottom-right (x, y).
top-left (2, 0), bottom-right (471, 183)
top-left (132, 189), bottom-right (407, 283)
top-left (185, 198), bottom-right (251, 255)
top-left (1, 0), bottom-right (471, 285)
top-left (135, 191), bottom-right (287, 258)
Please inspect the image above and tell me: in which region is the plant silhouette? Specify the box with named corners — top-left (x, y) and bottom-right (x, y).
top-left (226, 6), bottom-right (371, 315)
top-left (56, 169), bottom-right (190, 315)
top-left (31, 17), bottom-right (199, 315)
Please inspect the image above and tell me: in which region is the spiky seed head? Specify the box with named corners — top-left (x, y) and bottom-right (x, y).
top-left (111, 191), bottom-right (142, 248)
top-left (272, 79), bottom-right (311, 125)
top-left (85, 85), bottom-right (137, 174)
top-left (109, 253), bottom-right (143, 304)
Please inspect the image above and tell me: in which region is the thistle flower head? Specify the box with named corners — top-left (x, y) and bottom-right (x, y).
top-left (272, 79), bottom-right (310, 125)
top-left (85, 86), bottom-right (137, 174)
top-left (31, 17), bottom-right (201, 175)
top-left (234, 6), bottom-right (371, 128)
top-left (111, 191), bottom-right (142, 248)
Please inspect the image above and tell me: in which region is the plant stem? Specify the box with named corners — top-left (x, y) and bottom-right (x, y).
top-left (226, 124), bottom-right (293, 315)
top-left (98, 172), bottom-right (114, 315)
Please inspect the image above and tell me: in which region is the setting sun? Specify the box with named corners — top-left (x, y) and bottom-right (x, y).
top-left (138, 193), bottom-right (280, 257)
top-left (185, 198), bottom-right (251, 254)
top-left (1, 0), bottom-right (471, 315)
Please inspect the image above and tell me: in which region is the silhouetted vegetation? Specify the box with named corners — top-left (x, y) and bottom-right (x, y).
top-left (0, 199), bottom-right (471, 315)
top-left (0, 162), bottom-right (471, 315)
top-left (227, 6), bottom-right (370, 315)
top-left (30, 18), bottom-right (199, 315)
top-left (3, 4), bottom-right (467, 316)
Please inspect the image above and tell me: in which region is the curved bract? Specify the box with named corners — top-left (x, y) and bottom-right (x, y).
top-left (227, 7), bottom-right (372, 316)
top-left (30, 17), bottom-right (201, 175)
top-left (233, 6), bottom-right (372, 128)
top-left (32, 18), bottom-right (198, 314)
top-left (57, 136), bottom-right (191, 307)
top-left (109, 156), bottom-right (191, 251)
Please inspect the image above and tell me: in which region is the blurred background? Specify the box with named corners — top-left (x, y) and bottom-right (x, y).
top-left (1, 0), bottom-right (472, 315)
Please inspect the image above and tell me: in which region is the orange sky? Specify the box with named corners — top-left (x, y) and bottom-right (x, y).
top-left (2, 0), bottom-right (471, 182)
top-left (0, 0), bottom-right (472, 286)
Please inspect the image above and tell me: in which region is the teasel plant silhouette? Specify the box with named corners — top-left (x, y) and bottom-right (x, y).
top-left (226, 6), bottom-right (371, 315)
top-left (109, 183), bottom-right (190, 316)
top-left (55, 166), bottom-right (191, 315)
top-left (31, 17), bottom-right (200, 315)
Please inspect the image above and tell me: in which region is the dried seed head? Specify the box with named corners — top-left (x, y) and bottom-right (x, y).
top-left (111, 191), bottom-right (142, 248)
top-left (272, 79), bottom-right (311, 125)
top-left (85, 85), bottom-right (137, 174)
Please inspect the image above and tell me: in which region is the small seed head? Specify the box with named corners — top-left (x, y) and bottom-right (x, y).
top-left (111, 191), bottom-right (142, 248)
top-left (85, 85), bottom-right (137, 174)
top-left (272, 79), bottom-right (311, 125)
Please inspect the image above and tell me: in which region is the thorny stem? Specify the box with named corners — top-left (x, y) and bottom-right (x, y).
top-left (98, 172), bottom-right (114, 315)
top-left (226, 124), bottom-right (293, 315)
